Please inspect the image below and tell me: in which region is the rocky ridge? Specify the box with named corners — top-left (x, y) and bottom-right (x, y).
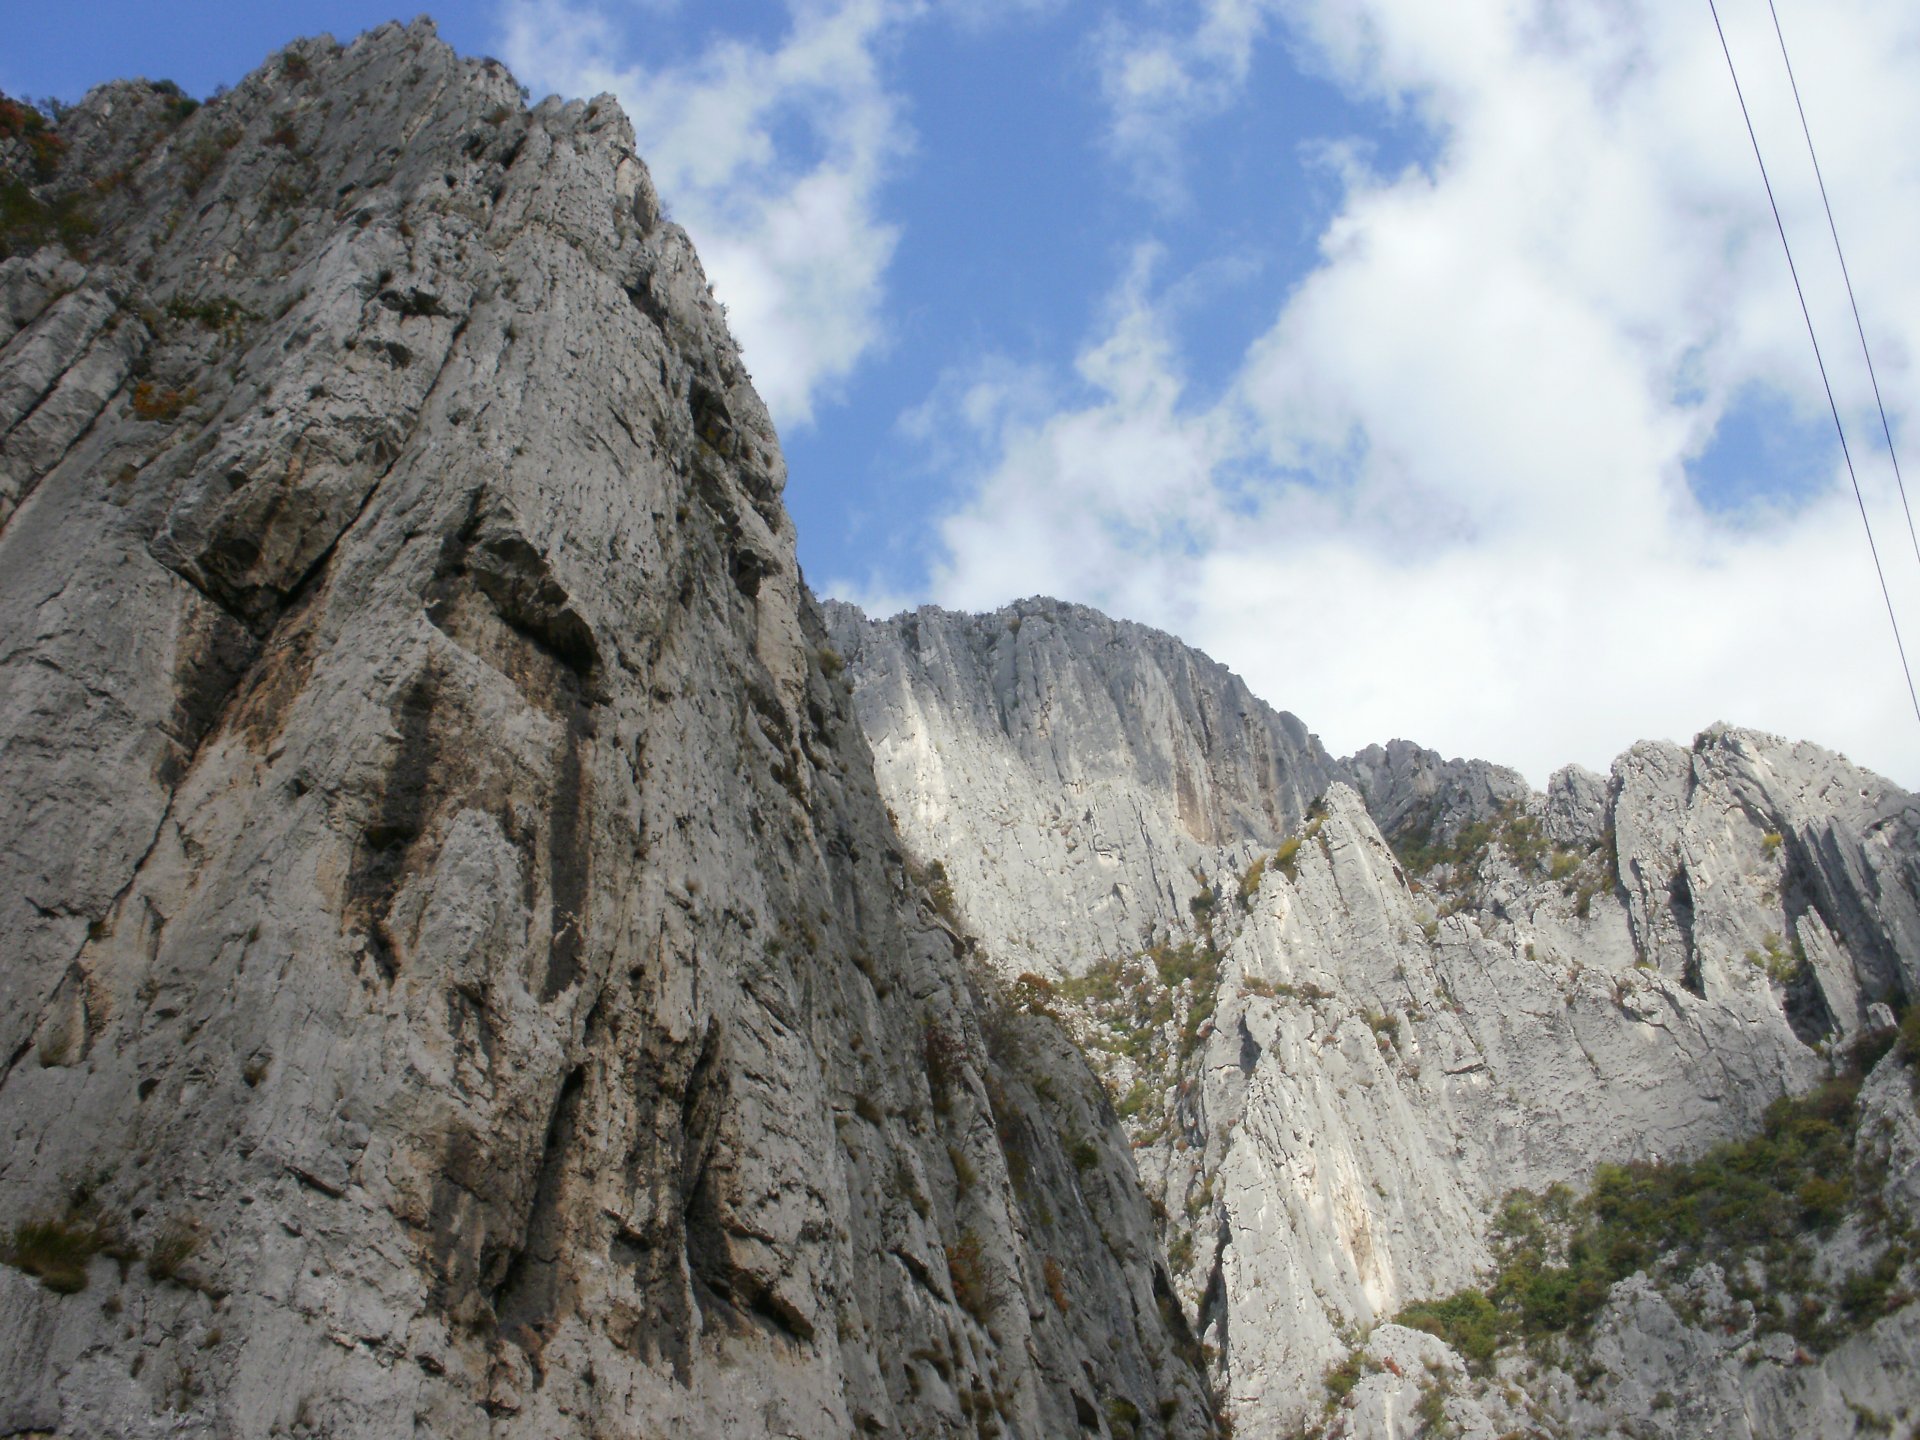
top-left (0, 30), bottom-right (1215, 1439)
top-left (831, 600), bottom-right (1920, 1437)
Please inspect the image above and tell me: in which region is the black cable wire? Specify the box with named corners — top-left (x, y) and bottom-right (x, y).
top-left (1767, 0), bottom-right (1920, 571)
top-left (1706, 0), bottom-right (1920, 725)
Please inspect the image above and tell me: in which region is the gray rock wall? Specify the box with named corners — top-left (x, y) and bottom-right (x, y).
top-left (831, 599), bottom-right (1920, 1437)
top-left (0, 30), bottom-right (1213, 1439)
top-left (826, 598), bottom-right (1336, 976)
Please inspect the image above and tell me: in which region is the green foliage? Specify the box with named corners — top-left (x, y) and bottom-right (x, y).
top-left (1484, 1076), bottom-right (1869, 1344)
top-left (1394, 1290), bottom-right (1502, 1371)
top-left (1069, 1138), bottom-right (1099, 1173)
top-left (1381, 1028), bottom-right (1920, 1378)
top-left (1273, 834), bottom-right (1304, 879)
top-left (1185, 1174), bottom-right (1215, 1220)
top-left (0, 177), bottom-right (94, 259)
top-left (921, 858), bottom-right (960, 926)
top-left (1321, 1349), bottom-right (1375, 1410)
top-left (1413, 1370), bottom-right (1454, 1434)
top-left (1237, 853), bottom-right (1268, 910)
top-left (163, 293), bottom-right (258, 339)
top-left (5, 1214), bottom-right (107, 1294)
top-left (1060, 955), bottom-right (1126, 1005)
top-left (1897, 1003), bottom-right (1920, 1072)
top-left (146, 1219), bottom-right (201, 1283)
top-left (149, 80), bottom-right (199, 125)
top-left (179, 126), bottom-right (242, 196)
top-left (1394, 799), bottom-right (1570, 888)
top-left (815, 645), bottom-right (845, 679)
top-left (1498, 808), bottom-right (1549, 869)
top-left (1762, 830), bottom-right (1784, 857)
top-left (1745, 931), bottom-right (1806, 986)
top-left (1393, 811), bottom-right (1492, 875)
top-left (0, 96), bottom-right (67, 179)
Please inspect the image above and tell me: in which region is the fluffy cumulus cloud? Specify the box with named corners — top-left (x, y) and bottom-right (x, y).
top-left (918, 0), bottom-right (1920, 784)
top-left (498, 0), bottom-right (909, 427)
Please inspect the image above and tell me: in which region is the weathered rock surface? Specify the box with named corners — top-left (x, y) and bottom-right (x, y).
top-left (0, 31), bottom-right (1214, 1439)
top-left (824, 598), bottom-right (1337, 977)
top-left (830, 600), bottom-right (1920, 1437)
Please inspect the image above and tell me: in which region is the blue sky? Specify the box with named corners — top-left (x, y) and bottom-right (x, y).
top-left (10, 1), bottom-right (1920, 786)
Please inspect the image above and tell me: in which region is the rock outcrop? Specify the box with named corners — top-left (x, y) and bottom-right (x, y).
top-left (831, 600), bottom-right (1920, 1438)
top-left (0, 31), bottom-right (1214, 1439)
top-left (824, 598), bottom-right (1336, 977)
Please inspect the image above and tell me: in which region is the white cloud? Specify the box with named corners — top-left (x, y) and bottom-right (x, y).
top-left (498, 0), bottom-right (910, 428)
top-left (917, 0), bottom-right (1920, 786)
top-left (1094, 0), bottom-right (1286, 205)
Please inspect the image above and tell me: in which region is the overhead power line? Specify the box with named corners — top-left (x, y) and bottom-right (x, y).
top-left (1706, 0), bottom-right (1920, 727)
top-left (1766, 0), bottom-right (1920, 573)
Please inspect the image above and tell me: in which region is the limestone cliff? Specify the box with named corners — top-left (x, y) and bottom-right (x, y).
top-left (831, 601), bottom-right (1920, 1438)
top-left (0, 30), bottom-right (1214, 1439)
top-left (824, 597), bottom-right (1336, 977)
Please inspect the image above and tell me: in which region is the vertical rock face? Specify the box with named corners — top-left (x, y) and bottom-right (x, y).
top-left (0, 30), bottom-right (1215, 1439)
top-left (825, 598), bottom-right (1337, 977)
top-left (830, 601), bottom-right (1920, 1438)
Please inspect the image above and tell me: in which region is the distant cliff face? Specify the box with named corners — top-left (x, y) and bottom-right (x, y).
top-left (825, 598), bottom-right (1337, 976)
top-left (831, 600), bottom-right (1920, 1439)
top-left (0, 28), bottom-right (1215, 1438)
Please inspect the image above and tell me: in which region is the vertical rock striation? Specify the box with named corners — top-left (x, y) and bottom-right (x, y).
top-left (0, 30), bottom-right (1214, 1438)
top-left (825, 598), bottom-right (1337, 977)
top-left (830, 599), bottom-right (1920, 1437)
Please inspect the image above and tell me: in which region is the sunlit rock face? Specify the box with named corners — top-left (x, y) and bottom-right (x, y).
top-left (832, 597), bottom-right (1920, 1439)
top-left (0, 29), bottom-right (1217, 1439)
top-left (825, 597), bottom-right (1338, 978)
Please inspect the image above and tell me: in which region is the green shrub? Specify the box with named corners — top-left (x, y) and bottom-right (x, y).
top-left (1395, 1289), bottom-right (1501, 1371)
top-left (1237, 854), bottom-right (1268, 909)
top-left (920, 859), bottom-right (960, 926)
top-left (5, 1214), bottom-right (106, 1293)
top-left (1322, 1349), bottom-right (1374, 1409)
top-left (146, 1218), bottom-right (201, 1283)
top-left (1167, 1230), bottom-right (1194, 1270)
top-left (1273, 835), bottom-right (1304, 879)
top-left (0, 178), bottom-right (94, 259)
top-left (1478, 1076), bottom-right (1866, 1343)
top-left (1744, 932), bottom-right (1804, 985)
